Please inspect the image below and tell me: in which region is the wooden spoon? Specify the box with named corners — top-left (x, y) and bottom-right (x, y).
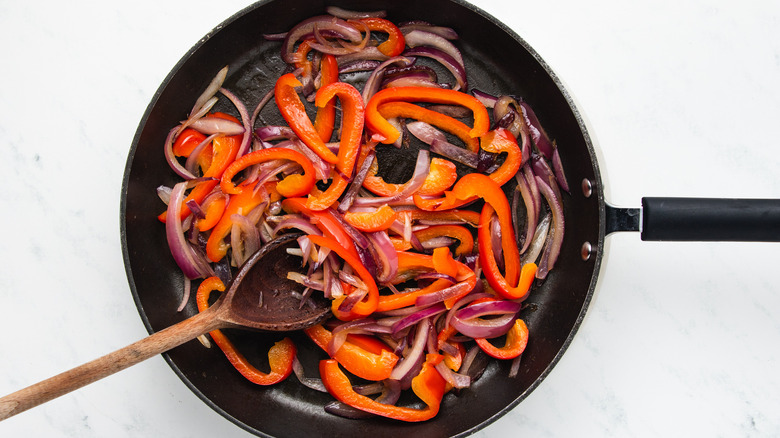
top-left (0, 232), bottom-right (330, 421)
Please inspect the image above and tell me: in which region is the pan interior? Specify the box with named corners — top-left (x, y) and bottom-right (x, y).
top-left (120, 0), bottom-right (605, 436)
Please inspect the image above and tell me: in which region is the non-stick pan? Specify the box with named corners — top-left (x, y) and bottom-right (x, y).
top-left (121, 0), bottom-right (780, 437)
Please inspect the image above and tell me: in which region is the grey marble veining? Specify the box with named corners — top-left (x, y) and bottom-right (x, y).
top-left (1, 1), bottom-right (779, 437)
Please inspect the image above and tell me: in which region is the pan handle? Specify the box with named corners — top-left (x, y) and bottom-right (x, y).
top-left (607, 198), bottom-right (780, 241)
top-left (639, 197), bottom-right (780, 241)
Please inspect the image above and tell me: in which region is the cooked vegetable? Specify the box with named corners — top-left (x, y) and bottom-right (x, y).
top-left (156, 8), bottom-right (569, 423)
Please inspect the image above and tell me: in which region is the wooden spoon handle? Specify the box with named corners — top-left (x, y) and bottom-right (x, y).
top-left (0, 307), bottom-right (224, 421)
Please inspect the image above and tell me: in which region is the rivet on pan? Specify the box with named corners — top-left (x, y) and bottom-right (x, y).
top-left (581, 178), bottom-right (593, 198)
top-left (581, 241), bottom-right (593, 261)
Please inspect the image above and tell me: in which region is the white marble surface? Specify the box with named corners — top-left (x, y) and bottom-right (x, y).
top-left (1, 0), bottom-right (779, 436)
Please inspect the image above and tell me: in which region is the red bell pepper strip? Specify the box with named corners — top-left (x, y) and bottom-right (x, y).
top-left (377, 101), bottom-right (480, 152)
top-left (307, 234), bottom-right (379, 318)
top-left (319, 355), bottom-right (447, 422)
top-left (365, 87), bottom-right (490, 144)
top-left (314, 81), bottom-right (365, 177)
top-left (196, 192), bottom-right (227, 232)
top-left (358, 17), bottom-right (405, 56)
top-left (343, 204), bottom-right (397, 232)
top-left (196, 277), bottom-right (296, 385)
top-left (304, 324), bottom-right (398, 381)
top-left (476, 318), bottom-right (529, 360)
top-left (480, 128), bottom-right (522, 187)
top-left (220, 147), bottom-right (316, 198)
top-left (437, 173), bottom-right (522, 289)
top-left (363, 157), bottom-right (458, 197)
top-left (306, 171), bottom-right (349, 211)
top-left (159, 112), bottom-right (242, 223)
top-left (275, 73), bottom-right (339, 164)
top-left (206, 183), bottom-right (268, 263)
top-left (313, 54), bottom-right (339, 142)
top-left (172, 128), bottom-right (211, 170)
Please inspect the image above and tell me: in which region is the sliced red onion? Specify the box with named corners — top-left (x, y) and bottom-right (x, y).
top-left (255, 125), bottom-right (296, 141)
top-left (329, 318), bottom-right (377, 356)
top-left (403, 46), bottom-right (467, 91)
top-left (551, 147), bottom-right (570, 193)
top-left (399, 22), bottom-right (459, 40)
top-left (309, 20), bottom-right (370, 56)
top-left (450, 312), bottom-right (517, 339)
top-left (456, 300), bottom-right (522, 320)
top-left (406, 120), bottom-right (446, 144)
top-left (164, 127), bottom-right (197, 180)
top-left (383, 64), bottom-right (438, 84)
top-left (518, 100), bottom-right (555, 159)
top-left (435, 361), bottom-right (471, 389)
top-left (293, 356), bottom-right (328, 392)
top-left (366, 231), bottom-right (398, 284)
top-left (471, 89), bottom-right (498, 108)
top-left (191, 66), bottom-right (228, 117)
top-left (230, 213), bottom-right (262, 267)
top-left (430, 138), bottom-right (479, 168)
top-left (281, 15), bottom-right (363, 63)
top-left (218, 87), bottom-right (253, 158)
top-left (156, 185), bottom-right (172, 205)
top-left (362, 56), bottom-right (415, 103)
top-left (272, 214), bottom-right (323, 237)
top-left (391, 303), bottom-right (446, 336)
top-left (339, 59), bottom-right (382, 74)
top-left (176, 277), bottom-right (192, 312)
top-left (184, 199), bottom-right (206, 220)
top-left (414, 280), bottom-right (475, 308)
top-left (351, 149), bottom-right (430, 207)
top-left (521, 213), bottom-right (551, 265)
top-left (535, 175), bottom-right (564, 279)
top-left (189, 115), bottom-right (245, 136)
top-left (326, 6), bottom-right (387, 19)
top-left (389, 318), bottom-right (429, 380)
top-left (404, 30), bottom-right (464, 67)
top-left (166, 181), bottom-right (215, 279)
top-left (250, 88), bottom-right (275, 135)
top-left (338, 148), bottom-right (375, 212)
top-left (337, 46), bottom-right (390, 65)
top-left (515, 170), bottom-right (537, 254)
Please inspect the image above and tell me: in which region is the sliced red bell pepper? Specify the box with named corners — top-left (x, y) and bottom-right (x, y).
top-left (358, 17), bottom-right (405, 56)
top-left (377, 101), bottom-right (480, 152)
top-left (314, 81), bottom-right (365, 177)
top-left (275, 73), bottom-right (339, 164)
top-left (306, 171), bottom-right (350, 211)
top-left (480, 128), bottom-right (522, 187)
top-left (196, 192), bottom-right (227, 232)
top-left (365, 86), bottom-right (490, 144)
top-left (159, 112), bottom-right (241, 223)
top-left (196, 277), bottom-right (295, 385)
top-left (313, 54), bottom-right (339, 142)
top-left (307, 234), bottom-right (379, 318)
top-left (172, 127), bottom-right (211, 171)
top-left (206, 183), bottom-right (268, 263)
top-left (319, 355), bottom-right (446, 422)
top-left (220, 147), bottom-right (316, 198)
top-left (304, 324), bottom-right (398, 381)
top-left (343, 204), bottom-right (396, 232)
top-left (362, 157), bottom-right (458, 197)
top-left (476, 318), bottom-right (529, 360)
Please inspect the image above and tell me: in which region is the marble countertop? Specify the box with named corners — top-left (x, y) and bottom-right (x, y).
top-left (1, 0), bottom-right (779, 436)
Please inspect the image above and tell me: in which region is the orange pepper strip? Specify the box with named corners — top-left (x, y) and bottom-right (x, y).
top-left (196, 277), bottom-right (296, 385)
top-left (304, 324), bottom-right (398, 381)
top-left (475, 319), bottom-right (529, 360)
top-left (363, 157), bottom-right (458, 197)
top-left (480, 128), bottom-right (522, 186)
top-left (306, 172), bottom-right (350, 211)
top-left (319, 356), bottom-right (446, 422)
top-left (205, 184), bottom-right (268, 263)
top-left (414, 224), bottom-right (475, 256)
top-left (275, 73), bottom-right (338, 164)
top-left (377, 101), bottom-right (480, 152)
top-left (343, 204), bottom-right (397, 232)
top-left (196, 193), bottom-right (227, 232)
top-left (365, 87), bottom-right (490, 144)
top-left (313, 54), bottom-right (339, 142)
top-left (220, 147), bottom-right (316, 197)
top-left (307, 234), bottom-right (379, 318)
top-left (358, 17), bottom-right (405, 56)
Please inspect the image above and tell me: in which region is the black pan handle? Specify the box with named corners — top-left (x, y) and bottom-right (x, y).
top-left (606, 198), bottom-right (780, 241)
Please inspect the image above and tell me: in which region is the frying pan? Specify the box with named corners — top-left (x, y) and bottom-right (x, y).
top-left (117, 0), bottom-right (780, 437)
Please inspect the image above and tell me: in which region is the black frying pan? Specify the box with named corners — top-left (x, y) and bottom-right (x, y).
top-left (120, 0), bottom-right (780, 437)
